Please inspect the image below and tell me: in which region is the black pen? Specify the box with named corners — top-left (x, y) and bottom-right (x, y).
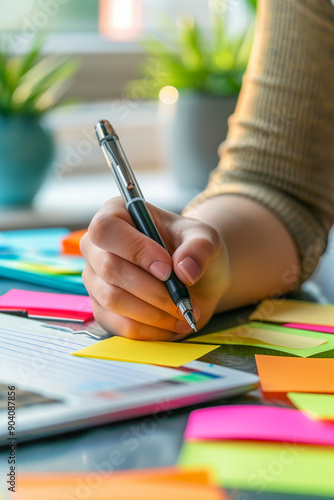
top-left (95, 119), bottom-right (197, 332)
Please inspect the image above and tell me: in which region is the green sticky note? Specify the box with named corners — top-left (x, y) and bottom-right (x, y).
top-left (73, 336), bottom-right (220, 368)
top-left (288, 392), bottom-right (334, 420)
top-left (188, 322), bottom-right (334, 357)
top-left (178, 441), bottom-right (334, 496)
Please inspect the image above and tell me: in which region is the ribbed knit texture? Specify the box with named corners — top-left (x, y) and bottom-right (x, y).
top-left (184, 0), bottom-right (334, 280)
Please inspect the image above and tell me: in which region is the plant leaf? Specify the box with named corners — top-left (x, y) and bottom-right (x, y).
top-left (126, 11), bottom-right (255, 98)
top-left (17, 35), bottom-right (45, 79)
top-left (12, 57), bottom-right (79, 107)
top-left (247, 0), bottom-right (257, 11)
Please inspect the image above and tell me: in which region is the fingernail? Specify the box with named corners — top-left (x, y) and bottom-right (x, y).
top-left (175, 320), bottom-right (192, 334)
top-left (178, 257), bottom-right (200, 284)
top-left (193, 306), bottom-right (200, 321)
top-left (149, 261), bottom-right (171, 281)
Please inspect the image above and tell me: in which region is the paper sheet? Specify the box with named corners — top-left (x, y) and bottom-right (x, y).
top-left (255, 355), bottom-right (334, 395)
top-left (73, 336), bottom-right (220, 367)
top-left (16, 468), bottom-right (227, 500)
top-left (178, 441), bottom-right (334, 496)
top-left (184, 404), bottom-right (334, 445)
top-left (0, 289), bottom-right (93, 321)
top-left (187, 322), bottom-right (331, 357)
top-left (288, 392), bottom-right (334, 421)
top-left (250, 299), bottom-right (334, 327)
top-left (0, 312), bottom-right (182, 394)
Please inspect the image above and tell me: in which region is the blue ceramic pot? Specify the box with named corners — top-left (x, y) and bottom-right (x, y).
top-left (0, 116), bottom-right (54, 207)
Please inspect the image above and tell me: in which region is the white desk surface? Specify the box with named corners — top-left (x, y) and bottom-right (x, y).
top-left (0, 170), bottom-right (199, 231)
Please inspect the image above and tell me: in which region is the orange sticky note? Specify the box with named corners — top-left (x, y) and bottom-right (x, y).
top-left (15, 468), bottom-right (228, 500)
top-left (17, 467), bottom-right (211, 487)
top-left (255, 355), bottom-right (334, 402)
top-left (61, 229), bottom-right (87, 256)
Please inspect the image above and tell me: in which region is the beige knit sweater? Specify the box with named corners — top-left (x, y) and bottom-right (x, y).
top-left (184, 0), bottom-right (334, 279)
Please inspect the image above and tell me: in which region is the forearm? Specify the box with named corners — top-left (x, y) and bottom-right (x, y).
top-left (184, 0), bottom-right (334, 287)
top-left (185, 194), bottom-right (300, 312)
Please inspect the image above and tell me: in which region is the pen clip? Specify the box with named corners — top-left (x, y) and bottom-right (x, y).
top-left (96, 119), bottom-right (144, 205)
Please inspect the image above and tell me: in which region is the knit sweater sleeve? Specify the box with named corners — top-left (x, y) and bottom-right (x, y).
top-left (183, 0), bottom-right (334, 279)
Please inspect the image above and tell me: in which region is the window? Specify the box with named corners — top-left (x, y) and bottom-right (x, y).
top-left (0, 1), bottom-right (252, 100)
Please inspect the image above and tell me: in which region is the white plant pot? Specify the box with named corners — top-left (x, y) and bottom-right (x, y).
top-left (169, 92), bottom-right (238, 195)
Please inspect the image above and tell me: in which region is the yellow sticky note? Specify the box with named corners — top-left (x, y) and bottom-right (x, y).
top-left (189, 324), bottom-right (326, 350)
top-left (250, 299), bottom-right (334, 327)
top-left (72, 336), bottom-right (220, 367)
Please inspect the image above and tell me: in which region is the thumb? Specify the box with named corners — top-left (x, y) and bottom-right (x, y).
top-left (172, 225), bottom-right (221, 286)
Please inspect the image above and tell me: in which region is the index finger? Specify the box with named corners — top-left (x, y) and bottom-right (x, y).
top-left (88, 197), bottom-right (173, 281)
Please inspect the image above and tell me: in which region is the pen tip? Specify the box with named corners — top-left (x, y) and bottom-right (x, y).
top-left (184, 311), bottom-right (197, 333)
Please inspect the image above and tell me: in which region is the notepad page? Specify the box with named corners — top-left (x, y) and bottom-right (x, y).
top-left (0, 313), bottom-right (180, 395)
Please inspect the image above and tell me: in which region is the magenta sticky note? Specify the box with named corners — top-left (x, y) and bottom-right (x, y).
top-left (0, 289), bottom-right (93, 321)
top-left (284, 323), bottom-right (334, 334)
top-left (184, 405), bottom-right (334, 446)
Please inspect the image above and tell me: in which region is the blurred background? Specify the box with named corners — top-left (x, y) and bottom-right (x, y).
top-left (0, 0), bottom-right (256, 229)
top-left (0, 0), bottom-right (333, 299)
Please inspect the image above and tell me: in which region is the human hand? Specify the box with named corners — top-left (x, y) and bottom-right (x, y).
top-left (80, 197), bottom-right (230, 340)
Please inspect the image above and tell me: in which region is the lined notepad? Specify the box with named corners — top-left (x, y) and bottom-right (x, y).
top-left (0, 313), bottom-right (181, 394)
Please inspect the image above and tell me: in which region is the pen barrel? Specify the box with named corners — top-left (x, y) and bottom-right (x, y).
top-left (128, 200), bottom-right (191, 305)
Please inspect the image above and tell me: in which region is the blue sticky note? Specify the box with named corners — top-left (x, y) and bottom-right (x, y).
top-left (0, 228), bottom-right (70, 255)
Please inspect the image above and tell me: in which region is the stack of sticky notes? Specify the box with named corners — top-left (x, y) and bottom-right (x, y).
top-left (14, 467), bottom-right (229, 500)
top-left (178, 298), bottom-right (334, 496)
top-left (0, 289), bottom-right (94, 322)
top-left (0, 228), bottom-right (87, 294)
top-left (178, 404), bottom-right (334, 496)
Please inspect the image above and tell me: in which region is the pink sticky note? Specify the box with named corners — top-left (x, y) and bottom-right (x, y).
top-left (0, 289), bottom-right (93, 322)
top-left (284, 323), bottom-right (334, 334)
top-left (184, 405), bottom-right (334, 446)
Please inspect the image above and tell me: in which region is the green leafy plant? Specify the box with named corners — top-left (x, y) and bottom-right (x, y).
top-left (128, 8), bottom-right (256, 99)
top-left (0, 37), bottom-right (79, 117)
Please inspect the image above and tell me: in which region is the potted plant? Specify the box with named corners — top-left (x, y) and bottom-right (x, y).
top-left (0, 37), bottom-right (79, 207)
top-left (128, 3), bottom-right (256, 194)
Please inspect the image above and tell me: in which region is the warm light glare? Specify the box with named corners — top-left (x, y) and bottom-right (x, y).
top-left (159, 86), bottom-right (179, 105)
top-left (99, 0), bottom-right (143, 41)
top-left (109, 0), bottom-right (133, 30)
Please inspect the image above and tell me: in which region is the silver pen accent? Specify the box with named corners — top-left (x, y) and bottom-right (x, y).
top-left (96, 120), bottom-right (144, 206)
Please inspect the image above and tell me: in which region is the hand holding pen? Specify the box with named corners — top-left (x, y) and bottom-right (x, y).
top-left (80, 120), bottom-right (230, 340)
